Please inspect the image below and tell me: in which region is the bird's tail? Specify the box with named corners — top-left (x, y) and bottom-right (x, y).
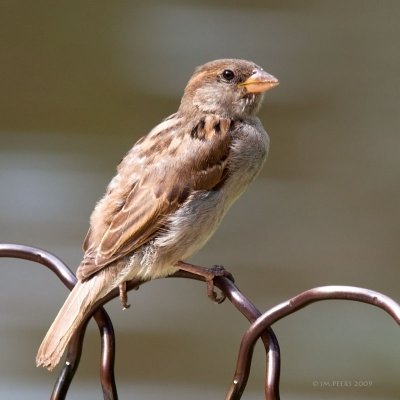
top-left (36, 271), bottom-right (109, 370)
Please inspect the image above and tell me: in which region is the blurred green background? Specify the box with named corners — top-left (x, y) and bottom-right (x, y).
top-left (1, 1), bottom-right (400, 399)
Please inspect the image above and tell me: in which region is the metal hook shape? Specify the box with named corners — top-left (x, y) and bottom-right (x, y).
top-left (0, 243), bottom-right (118, 400)
top-left (2, 245), bottom-right (400, 400)
top-left (228, 285), bottom-right (400, 399)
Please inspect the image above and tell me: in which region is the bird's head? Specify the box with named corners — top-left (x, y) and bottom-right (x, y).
top-left (179, 59), bottom-right (278, 119)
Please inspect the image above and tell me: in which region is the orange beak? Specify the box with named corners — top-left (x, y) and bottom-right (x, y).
top-left (239, 69), bottom-right (279, 94)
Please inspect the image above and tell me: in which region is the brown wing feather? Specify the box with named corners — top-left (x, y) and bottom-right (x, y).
top-left (77, 114), bottom-right (232, 280)
top-left (95, 185), bottom-right (167, 266)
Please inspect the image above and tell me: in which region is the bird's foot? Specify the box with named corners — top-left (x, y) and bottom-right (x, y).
top-left (205, 265), bottom-right (235, 303)
top-left (176, 261), bottom-right (234, 304)
top-left (119, 281), bottom-right (131, 310)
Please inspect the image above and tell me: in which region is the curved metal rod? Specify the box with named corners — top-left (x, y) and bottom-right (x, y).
top-left (50, 267), bottom-right (283, 400)
top-left (172, 271), bottom-right (281, 400)
top-left (58, 268), bottom-right (281, 400)
top-left (229, 285), bottom-right (400, 399)
top-left (0, 245), bottom-right (281, 400)
top-left (9, 244), bottom-right (398, 400)
top-left (62, 269), bottom-right (282, 400)
top-left (0, 243), bottom-right (118, 400)
top-left (217, 278), bottom-right (280, 400)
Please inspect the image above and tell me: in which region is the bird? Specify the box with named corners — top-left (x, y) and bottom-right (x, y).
top-left (36, 58), bottom-right (279, 370)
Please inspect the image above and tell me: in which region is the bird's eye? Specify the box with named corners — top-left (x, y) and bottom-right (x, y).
top-left (222, 69), bottom-right (235, 81)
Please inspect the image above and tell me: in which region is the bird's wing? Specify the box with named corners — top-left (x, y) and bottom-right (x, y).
top-left (77, 115), bottom-right (233, 280)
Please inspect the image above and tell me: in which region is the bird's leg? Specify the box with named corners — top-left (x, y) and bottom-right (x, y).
top-left (176, 261), bottom-right (234, 304)
top-left (119, 281), bottom-right (131, 310)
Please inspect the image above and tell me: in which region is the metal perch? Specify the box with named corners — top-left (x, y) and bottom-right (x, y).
top-left (0, 243), bottom-right (118, 400)
top-left (1, 243), bottom-right (399, 399)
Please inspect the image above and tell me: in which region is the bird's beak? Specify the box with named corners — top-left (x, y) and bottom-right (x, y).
top-left (239, 70), bottom-right (279, 93)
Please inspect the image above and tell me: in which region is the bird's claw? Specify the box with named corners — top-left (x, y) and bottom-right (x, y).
top-left (205, 265), bottom-right (234, 304)
top-left (176, 261), bottom-right (234, 304)
top-left (119, 282), bottom-right (131, 310)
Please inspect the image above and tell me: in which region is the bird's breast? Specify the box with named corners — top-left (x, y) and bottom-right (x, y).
top-left (223, 118), bottom-right (269, 203)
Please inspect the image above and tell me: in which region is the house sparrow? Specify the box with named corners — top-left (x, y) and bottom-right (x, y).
top-left (36, 59), bottom-right (278, 370)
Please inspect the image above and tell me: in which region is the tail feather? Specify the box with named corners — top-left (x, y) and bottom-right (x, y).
top-left (36, 274), bottom-right (107, 370)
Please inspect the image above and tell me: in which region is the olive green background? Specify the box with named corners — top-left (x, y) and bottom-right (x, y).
top-left (1, 1), bottom-right (399, 399)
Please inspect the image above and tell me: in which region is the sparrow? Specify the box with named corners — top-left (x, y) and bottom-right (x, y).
top-left (36, 58), bottom-right (278, 370)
